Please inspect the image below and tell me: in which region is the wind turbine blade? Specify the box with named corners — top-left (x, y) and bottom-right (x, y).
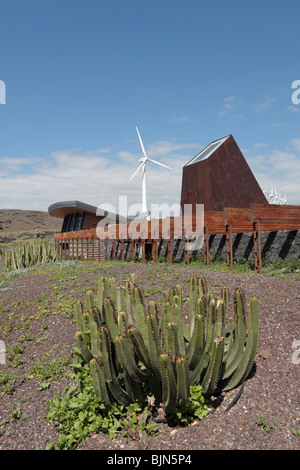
top-left (136, 127), bottom-right (148, 159)
top-left (147, 158), bottom-right (172, 170)
top-left (129, 162), bottom-right (144, 180)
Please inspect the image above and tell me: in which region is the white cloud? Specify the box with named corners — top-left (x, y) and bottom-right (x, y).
top-left (267, 122), bottom-right (286, 128)
top-left (248, 142), bottom-right (300, 204)
top-left (292, 138), bottom-right (300, 152)
top-left (224, 96), bottom-right (235, 102)
top-left (1, 137), bottom-right (299, 214)
top-left (286, 105), bottom-right (300, 113)
top-left (170, 116), bottom-right (191, 123)
top-left (147, 141), bottom-right (199, 157)
top-left (116, 151), bottom-right (137, 163)
top-left (218, 96), bottom-right (236, 115)
top-left (253, 143), bottom-right (268, 149)
top-left (251, 97), bottom-right (274, 112)
top-left (0, 140), bottom-right (198, 212)
top-left (223, 96), bottom-right (235, 109)
top-left (218, 96), bottom-right (242, 118)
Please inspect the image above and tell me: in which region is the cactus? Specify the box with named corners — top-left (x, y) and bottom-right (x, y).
top-left (90, 357), bottom-right (114, 408)
top-left (74, 276), bottom-right (259, 418)
top-left (186, 313), bottom-right (204, 369)
top-left (221, 296), bottom-right (259, 391)
top-left (146, 312), bottom-right (161, 380)
top-left (4, 240), bottom-right (57, 271)
top-left (160, 351), bottom-right (177, 415)
top-left (175, 355), bottom-right (190, 405)
top-left (201, 335), bottom-right (224, 395)
top-left (114, 333), bottom-right (148, 383)
top-left (127, 325), bottom-right (151, 370)
top-left (75, 331), bottom-right (93, 363)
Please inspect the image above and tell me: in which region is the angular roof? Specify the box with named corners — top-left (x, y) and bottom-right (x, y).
top-left (181, 135), bottom-right (268, 212)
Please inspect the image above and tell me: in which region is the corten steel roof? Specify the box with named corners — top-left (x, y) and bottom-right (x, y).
top-left (186, 135), bottom-right (230, 165)
top-left (181, 135), bottom-right (268, 212)
top-left (48, 200), bottom-right (128, 224)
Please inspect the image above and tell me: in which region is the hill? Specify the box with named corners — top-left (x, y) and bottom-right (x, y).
top-left (0, 209), bottom-right (61, 243)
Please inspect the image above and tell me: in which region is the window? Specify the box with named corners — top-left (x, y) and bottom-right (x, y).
top-left (186, 136), bottom-right (229, 166)
top-left (61, 214), bottom-right (71, 232)
top-left (69, 213), bottom-right (77, 232)
top-left (61, 212), bottom-right (85, 232)
top-left (75, 212), bottom-right (85, 230)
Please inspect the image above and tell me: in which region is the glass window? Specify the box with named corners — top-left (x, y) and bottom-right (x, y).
top-left (69, 213), bottom-right (77, 232)
top-left (61, 212), bottom-right (85, 232)
top-left (187, 136), bottom-right (229, 166)
top-left (75, 212), bottom-right (85, 230)
top-left (61, 214), bottom-right (70, 232)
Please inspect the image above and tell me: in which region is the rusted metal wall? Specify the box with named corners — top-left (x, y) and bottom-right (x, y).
top-left (181, 135), bottom-right (268, 212)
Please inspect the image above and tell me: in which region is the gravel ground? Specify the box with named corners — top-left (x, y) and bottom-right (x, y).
top-left (0, 261), bottom-right (299, 451)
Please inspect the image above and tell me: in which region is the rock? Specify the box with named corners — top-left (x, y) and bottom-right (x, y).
top-left (259, 349), bottom-right (271, 360)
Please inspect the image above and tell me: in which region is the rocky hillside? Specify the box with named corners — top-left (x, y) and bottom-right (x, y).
top-left (0, 209), bottom-right (61, 243)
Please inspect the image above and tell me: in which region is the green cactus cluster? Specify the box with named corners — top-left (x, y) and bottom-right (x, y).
top-left (74, 276), bottom-right (259, 417)
top-left (5, 240), bottom-right (57, 270)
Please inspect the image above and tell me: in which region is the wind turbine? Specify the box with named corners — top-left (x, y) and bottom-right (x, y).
top-left (129, 127), bottom-right (172, 219)
top-left (263, 184), bottom-right (288, 205)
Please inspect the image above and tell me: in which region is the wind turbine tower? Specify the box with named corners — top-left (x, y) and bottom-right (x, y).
top-left (129, 127), bottom-right (172, 219)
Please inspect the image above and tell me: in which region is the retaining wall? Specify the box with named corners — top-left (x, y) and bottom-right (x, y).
top-left (98, 230), bottom-right (300, 263)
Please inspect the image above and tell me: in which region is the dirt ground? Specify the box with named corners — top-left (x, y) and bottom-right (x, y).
top-left (0, 260), bottom-right (299, 451)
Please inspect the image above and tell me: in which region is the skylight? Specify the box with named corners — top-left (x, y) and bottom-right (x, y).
top-left (186, 136), bottom-right (230, 166)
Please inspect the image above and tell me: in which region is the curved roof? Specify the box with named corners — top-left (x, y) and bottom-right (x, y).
top-left (48, 200), bottom-right (128, 223)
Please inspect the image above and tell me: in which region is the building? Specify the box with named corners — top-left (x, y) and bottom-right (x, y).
top-left (48, 200), bottom-right (128, 233)
top-left (47, 135), bottom-right (300, 270)
top-left (180, 134), bottom-right (267, 213)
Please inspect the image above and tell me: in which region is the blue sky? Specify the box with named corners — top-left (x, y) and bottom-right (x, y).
top-left (0, 0), bottom-right (299, 213)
